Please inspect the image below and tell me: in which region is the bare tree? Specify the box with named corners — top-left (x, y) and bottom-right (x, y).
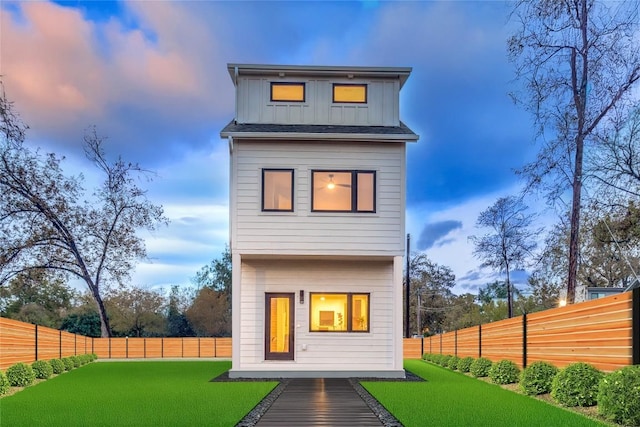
top-left (0, 90), bottom-right (167, 337)
top-left (509, 0), bottom-right (640, 303)
top-left (470, 196), bottom-right (538, 318)
top-left (591, 108), bottom-right (640, 198)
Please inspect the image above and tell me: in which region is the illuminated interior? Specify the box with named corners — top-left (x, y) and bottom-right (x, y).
top-left (269, 297), bottom-right (290, 353)
top-left (263, 170), bottom-right (293, 211)
top-left (271, 83), bottom-right (305, 102)
top-left (310, 293), bottom-right (369, 332)
top-left (333, 84), bottom-right (367, 103)
top-left (312, 171), bottom-right (374, 212)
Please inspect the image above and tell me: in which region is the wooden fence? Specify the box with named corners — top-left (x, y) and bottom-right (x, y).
top-left (3, 289), bottom-right (638, 371)
top-left (417, 289), bottom-right (640, 372)
top-left (0, 317), bottom-right (231, 370)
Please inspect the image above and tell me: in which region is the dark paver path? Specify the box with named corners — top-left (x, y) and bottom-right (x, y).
top-left (255, 378), bottom-right (383, 426)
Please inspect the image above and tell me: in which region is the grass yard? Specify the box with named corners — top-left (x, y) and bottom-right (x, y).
top-left (0, 361), bottom-right (275, 427)
top-left (362, 360), bottom-right (608, 427)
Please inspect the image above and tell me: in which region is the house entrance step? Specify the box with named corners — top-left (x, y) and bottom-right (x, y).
top-left (255, 378), bottom-right (383, 426)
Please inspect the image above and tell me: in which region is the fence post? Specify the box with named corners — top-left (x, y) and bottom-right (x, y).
top-left (59, 330), bottom-right (62, 359)
top-left (478, 324), bottom-right (482, 358)
top-left (144, 338), bottom-right (147, 359)
top-left (454, 329), bottom-right (458, 357)
top-left (522, 313), bottom-right (528, 368)
top-left (109, 337), bottom-right (112, 359)
top-left (161, 338), bottom-right (164, 358)
top-left (214, 338), bottom-right (217, 358)
top-left (198, 338), bottom-right (201, 358)
top-left (633, 288), bottom-right (639, 365)
top-left (420, 337), bottom-right (424, 356)
top-left (35, 325), bottom-right (38, 361)
top-left (126, 337), bottom-right (129, 359)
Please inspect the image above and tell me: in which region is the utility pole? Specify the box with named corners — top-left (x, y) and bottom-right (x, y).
top-left (405, 234), bottom-right (410, 338)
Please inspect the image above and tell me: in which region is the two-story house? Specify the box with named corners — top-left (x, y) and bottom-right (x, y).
top-left (220, 64), bottom-right (418, 378)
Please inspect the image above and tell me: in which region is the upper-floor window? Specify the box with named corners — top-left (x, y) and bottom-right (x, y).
top-left (333, 84), bottom-right (367, 103)
top-left (311, 170), bottom-right (375, 213)
top-left (271, 82), bottom-right (305, 102)
top-left (262, 169), bottom-right (294, 211)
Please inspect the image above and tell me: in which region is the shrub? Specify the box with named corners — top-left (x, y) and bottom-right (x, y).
top-left (551, 362), bottom-right (602, 407)
top-left (50, 359), bottom-right (65, 374)
top-left (62, 357), bottom-right (75, 371)
top-left (70, 356), bottom-right (81, 368)
top-left (32, 360), bottom-right (53, 379)
top-left (597, 365), bottom-right (640, 426)
top-left (448, 356), bottom-right (460, 370)
top-left (439, 355), bottom-right (452, 367)
top-left (6, 363), bottom-right (35, 387)
top-left (0, 371), bottom-right (10, 395)
top-left (90, 353), bottom-right (98, 361)
top-left (519, 361), bottom-right (558, 395)
top-left (430, 354), bottom-right (442, 365)
top-left (470, 357), bottom-right (493, 378)
top-left (489, 359), bottom-right (520, 384)
top-left (457, 357), bottom-right (474, 373)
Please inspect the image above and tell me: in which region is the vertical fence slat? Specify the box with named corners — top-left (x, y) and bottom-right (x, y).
top-left (523, 313), bottom-right (528, 368)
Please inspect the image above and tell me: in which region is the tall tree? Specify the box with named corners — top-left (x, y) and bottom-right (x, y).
top-left (166, 285), bottom-right (195, 337)
top-left (0, 89), bottom-right (167, 337)
top-left (192, 246), bottom-right (232, 296)
top-left (105, 286), bottom-right (167, 337)
top-left (407, 253), bottom-right (455, 335)
top-left (0, 269), bottom-right (75, 327)
top-left (186, 288), bottom-right (231, 337)
top-left (509, 0), bottom-right (640, 303)
top-left (470, 196), bottom-right (538, 318)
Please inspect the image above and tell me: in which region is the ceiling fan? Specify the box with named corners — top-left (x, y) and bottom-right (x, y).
top-left (325, 173), bottom-right (351, 190)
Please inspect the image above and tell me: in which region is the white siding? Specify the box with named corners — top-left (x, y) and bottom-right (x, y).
top-left (235, 77), bottom-right (400, 126)
top-left (231, 140), bottom-right (406, 257)
top-left (233, 259), bottom-right (397, 372)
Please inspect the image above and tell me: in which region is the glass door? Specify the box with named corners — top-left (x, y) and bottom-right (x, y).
top-left (265, 293), bottom-right (294, 360)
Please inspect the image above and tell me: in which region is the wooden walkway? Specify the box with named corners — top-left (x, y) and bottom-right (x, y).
top-left (255, 378), bottom-right (383, 426)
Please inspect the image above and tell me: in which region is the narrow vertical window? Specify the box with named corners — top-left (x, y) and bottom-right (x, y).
top-left (262, 169), bottom-right (294, 212)
top-left (271, 82), bottom-right (305, 102)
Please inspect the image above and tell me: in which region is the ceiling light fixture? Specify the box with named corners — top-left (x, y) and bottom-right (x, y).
top-left (327, 174), bottom-right (336, 190)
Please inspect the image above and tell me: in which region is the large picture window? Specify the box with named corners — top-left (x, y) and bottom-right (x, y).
top-left (262, 169), bottom-right (294, 211)
top-left (311, 170), bottom-right (375, 212)
top-left (310, 293), bottom-right (369, 332)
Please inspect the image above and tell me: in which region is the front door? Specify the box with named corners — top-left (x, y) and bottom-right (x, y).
top-left (265, 293), bottom-right (294, 360)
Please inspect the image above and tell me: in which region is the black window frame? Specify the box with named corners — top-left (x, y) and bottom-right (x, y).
top-left (262, 168), bottom-right (294, 212)
top-left (270, 82), bottom-right (306, 103)
top-left (311, 170), bottom-right (376, 213)
top-left (332, 83), bottom-right (368, 104)
top-left (309, 292), bottom-right (370, 333)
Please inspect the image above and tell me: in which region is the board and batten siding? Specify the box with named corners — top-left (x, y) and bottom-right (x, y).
top-left (232, 259), bottom-right (400, 374)
top-left (231, 140), bottom-right (406, 257)
top-left (236, 77), bottom-right (400, 126)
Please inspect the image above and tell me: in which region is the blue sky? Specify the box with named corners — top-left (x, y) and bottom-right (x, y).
top-left (1, 0), bottom-right (542, 294)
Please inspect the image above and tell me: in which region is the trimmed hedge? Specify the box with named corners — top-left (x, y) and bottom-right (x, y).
top-left (0, 371), bottom-right (9, 395)
top-left (469, 357), bottom-right (493, 378)
top-left (62, 357), bottom-right (75, 371)
top-left (457, 357), bottom-right (474, 373)
top-left (50, 359), bottom-right (65, 374)
top-left (32, 360), bottom-right (53, 379)
top-left (447, 356), bottom-right (460, 370)
top-left (597, 365), bottom-right (640, 426)
top-left (489, 360), bottom-right (520, 384)
top-left (6, 363), bottom-right (35, 387)
top-left (70, 356), bottom-right (81, 368)
top-left (519, 361), bottom-right (558, 395)
top-left (552, 362), bottom-right (602, 407)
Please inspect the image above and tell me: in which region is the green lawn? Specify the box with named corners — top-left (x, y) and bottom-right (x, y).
top-left (0, 361), bottom-right (275, 427)
top-left (362, 360), bottom-right (608, 427)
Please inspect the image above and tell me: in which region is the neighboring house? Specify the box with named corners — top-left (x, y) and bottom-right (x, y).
top-left (220, 64), bottom-right (418, 378)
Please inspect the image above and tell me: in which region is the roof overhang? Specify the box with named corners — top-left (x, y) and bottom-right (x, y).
top-left (227, 63), bottom-right (413, 89)
top-left (220, 121), bottom-right (419, 142)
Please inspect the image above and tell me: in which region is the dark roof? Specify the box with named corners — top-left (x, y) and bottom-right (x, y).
top-left (220, 121), bottom-right (418, 141)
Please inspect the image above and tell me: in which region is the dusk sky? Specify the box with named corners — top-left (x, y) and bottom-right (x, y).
top-left (1, 0), bottom-right (543, 294)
